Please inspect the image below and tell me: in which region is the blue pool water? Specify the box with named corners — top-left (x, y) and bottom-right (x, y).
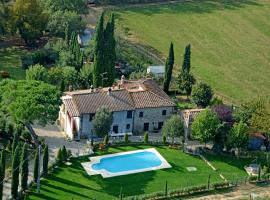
top-left (92, 151), bottom-right (162, 173)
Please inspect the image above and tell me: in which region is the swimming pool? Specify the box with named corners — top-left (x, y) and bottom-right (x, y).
top-left (81, 148), bottom-right (171, 178)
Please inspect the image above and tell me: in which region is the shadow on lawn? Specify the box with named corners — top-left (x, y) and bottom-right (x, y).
top-left (116, 0), bottom-right (261, 15)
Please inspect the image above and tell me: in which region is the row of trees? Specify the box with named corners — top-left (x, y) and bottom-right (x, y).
top-left (0, 0), bottom-right (87, 45)
top-left (0, 134), bottom-right (49, 200)
top-left (163, 43), bottom-right (213, 108)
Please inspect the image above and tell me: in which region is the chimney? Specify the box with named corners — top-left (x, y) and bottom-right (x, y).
top-left (90, 85), bottom-right (94, 92)
top-left (107, 87), bottom-right (112, 96)
top-left (121, 75), bottom-right (125, 85)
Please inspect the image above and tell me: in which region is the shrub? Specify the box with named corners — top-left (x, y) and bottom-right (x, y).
top-left (62, 145), bottom-right (68, 161)
top-left (124, 133), bottom-right (129, 143)
top-left (162, 135), bottom-right (166, 144)
top-left (0, 71), bottom-right (10, 78)
top-left (212, 182), bottom-right (229, 189)
top-left (144, 132), bottom-right (149, 143)
top-left (57, 148), bottom-right (63, 163)
top-left (104, 135), bottom-right (109, 146)
top-left (249, 175), bottom-right (257, 182)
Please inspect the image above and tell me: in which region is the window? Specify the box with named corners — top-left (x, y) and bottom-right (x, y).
top-left (162, 110), bottom-right (167, 116)
top-left (144, 123), bottom-right (149, 131)
top-left (113, 125), bottom-right (118, 133)
top-left (139, 112), bottom-right (144, 118)
top-left (126, 124), bottom-right (130, 130)
top-left (89, 113), bottom-right (95, 121)
top-left (127, 111), bottom-right (132, 118)
top-left (158, 122), bottom-right (164, 129)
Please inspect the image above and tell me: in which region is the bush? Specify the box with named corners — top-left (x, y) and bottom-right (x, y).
top-left (124, 133), bottom-right (129, 143)
top-left (104, 135), bottom-right (109, 146)
top-left (0, 71), bottom-right (10, 78)
top-left (162, 135), bottom-right (166, 144)
top-left (57, 148), bottom-right (63, 163)
top-left (21, 130), bottom-right (32, 143)
top-left (144, 132), bottom-right (149, 143)
top-left (212, 182), bottom-right (229, 189)
top-left (249, 175), bottom-right (257, 182)
top-left (62, 146), bottom-right (68, 161)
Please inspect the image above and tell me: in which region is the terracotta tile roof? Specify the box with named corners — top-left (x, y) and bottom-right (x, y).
top-left (62, 79), bottom-right (175, 117)
top-left (130, 91), bottom-right (175, 108)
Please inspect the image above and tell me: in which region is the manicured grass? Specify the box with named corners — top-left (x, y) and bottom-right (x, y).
top-left (204, 153), bottom-right (252, 181)
top-left (0, 45), bottom-right (26, 80)
top-left (115, 0), bottom-right (270, 103)
top-left (27, 145), bottom-right (223, 200)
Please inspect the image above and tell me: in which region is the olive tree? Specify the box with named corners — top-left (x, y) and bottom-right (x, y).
top-left (162, 115), bottom-right (184, 144)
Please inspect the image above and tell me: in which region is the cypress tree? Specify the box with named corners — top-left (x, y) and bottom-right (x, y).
top-left (62, 145), bottom-right (67, 162)
top-left (163, 42), bottom-right (174, 93)
top-left (12, 132), bottom-right (19, 155)
top-left (0, 150), bottom-right (5, 200)
top-left (57, 148), bottom-right (63, 164)
top-left (93, 12), bottom-right (105, 87)
top-left (11, 146), bottom-right (20, 199)
top-left (104, 13), bottom-right (116, 86)
top-left (43, 145), bottom-right (49, 176)
top-left (182, 44), bottom-right (191, 72)
top-left (20, 143), bottom-right (28, 192)
top-left (33, 149), bottom-right (39, 183)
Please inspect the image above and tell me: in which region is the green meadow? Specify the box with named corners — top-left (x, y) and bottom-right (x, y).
top-left (115, 0), bottom-right (270, 103)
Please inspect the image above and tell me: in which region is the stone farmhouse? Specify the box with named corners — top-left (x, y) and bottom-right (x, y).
top-left (59, 77), bottom-right (176, 140)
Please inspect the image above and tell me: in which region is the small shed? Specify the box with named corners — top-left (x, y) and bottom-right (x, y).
top-left (147, 66), bottom-right (165, 77)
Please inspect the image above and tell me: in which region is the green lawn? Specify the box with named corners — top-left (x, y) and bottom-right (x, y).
top-left (0, 45), bottom-right (26, 80)
top-left (27, 145), bottom-right (224, 200)
top-left (204, 153), bottom-right (251, 181)
top-left (115, 0), bottom-right (270, 103)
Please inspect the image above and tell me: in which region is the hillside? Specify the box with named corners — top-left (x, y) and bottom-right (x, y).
top-left (115, 0), bottom-right (270, 103)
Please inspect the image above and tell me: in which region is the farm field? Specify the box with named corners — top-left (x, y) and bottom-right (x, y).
top-left (27, 145), bottom-right (227, 200)
top-left (115, 0), bottom-right (270, 103)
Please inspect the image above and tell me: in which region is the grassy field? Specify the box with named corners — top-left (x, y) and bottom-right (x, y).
top-left (115, 0), bottom-right (270, 103)
top-left (0, 39), bottom-right (26, 80)
top-left (27, 145), bottom-right (226, 200)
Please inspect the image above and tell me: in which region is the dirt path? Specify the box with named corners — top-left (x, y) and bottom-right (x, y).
top-left (187, 183), bottom-right (270, 200)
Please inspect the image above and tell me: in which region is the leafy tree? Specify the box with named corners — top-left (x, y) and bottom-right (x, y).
top-left (234, 97), bottom-right (270, 134)
top-left (104, 13), bottom-right (116, 86)
top-left (47, 67), bottom-right (63, 88)
top-left (212, 104), bottom-right (233, 123)
top-left (43, 145), bottom-right (49, 176)
top-left (0, 150), bottom-right (5, 200)
top-left (62, 66), bottom-right (79, 90)
top-left (11, 146), bottom-right (20, 199)
top-left (20, 143), bottom-right (29, 191)
top-left (26, 64), bottom-right (48, 82)
top-left (5, 122), bottom-right (14, 137)
top-left (33, 149), bottom-right (39, 183)
top-left (144, 132), bottom-right (149, 143)
top-left (162, 115), bottom-right (184, 144)
top-left (0, 0), bottom-right (11, 35)
top-left (226, 121), bottom-right (249, 151)
top-left (182, 44), bottom-right (191, 72)
top-left (0, 80), bottom-right (61, 146)
top-left (46, 10), bottom-right (86, 38)
top-left (191, 82), bottom-right (213, 108)
top-left (42, 0), bottom-right (88, 15)
top-left (177, 70), bottom-right (195, 96)
top-left (163, 42), bottom-right (174, 93)
top-left (12, 0), bottom-right (48, 45)
top-left (92, 106), bottom-right (113, 138)
top-left (79, 64), bottom-right (92, 89)
top-left (191, 109), bottom-right (221, 145)
top-left (0, 115), bottom-right (6, 134)
top-left (12, 132), bottom-right (19, 155)
top-left (93, 12), bottom-right (105, 87)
